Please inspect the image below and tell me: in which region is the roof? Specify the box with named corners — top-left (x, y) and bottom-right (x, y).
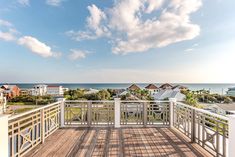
top-left (1, 85), bottom-right (19, 90)
top-left (128, 84), bottom-right (141, 91)
top-left (159, 83), bottom-right (173, 89)
top-left (172, 85), bottom-right (188, 90)
top-left (153, 89), bottom-right (185, 101)
top-left (145, 84), bottom-right (158, 89)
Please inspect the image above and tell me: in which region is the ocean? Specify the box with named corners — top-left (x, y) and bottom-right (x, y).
top-left (1, 83), bottom-right (235, 95)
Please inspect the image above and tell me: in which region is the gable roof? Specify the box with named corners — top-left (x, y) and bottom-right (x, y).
top-left (145, 84), bottom-right (158, 89)
top-left (159, 83), bottom-right (173, 89)
top-left (128, 84), bottom-right (140, 91)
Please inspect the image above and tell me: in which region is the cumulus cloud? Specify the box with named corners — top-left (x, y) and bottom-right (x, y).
top-left (46, 0), bottom-right (63, 6)
top-left (68, 49), bottom-right (88, 60)
top-left (18, 36), bottom-right (61, 58)
top-left (66, 4), bottom-right (109, 41)
top-left (67, 0), bottom-right (202, 54)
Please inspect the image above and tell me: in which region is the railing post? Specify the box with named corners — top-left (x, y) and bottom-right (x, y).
top-left (143, 102), bottom-right (147, 127)
top-left (87, 102), bottom-right (92, 127)
top-left (60, 99), bottom-right (65, 127)
top-left (191, 109), bottom-right (196, 142)
top-left (0, 115), bottom-right (9, 157)
top-left (114, 98), bottom-right (121, 128)
top-left (169, 98), bottom-right (177, 128)
top-left (228, 115), bottom-right (235, 157)
top-left (41, 109), bottom-right (45, 144)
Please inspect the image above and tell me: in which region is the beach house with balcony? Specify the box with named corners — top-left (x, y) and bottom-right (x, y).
top-left (31, 84), bottom-right (47, 96)
top-left (145, 84), bottom-right (159, 95)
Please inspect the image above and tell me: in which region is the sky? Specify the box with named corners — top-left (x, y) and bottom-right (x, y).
top-left (0, 0), bottom-right (235, 83)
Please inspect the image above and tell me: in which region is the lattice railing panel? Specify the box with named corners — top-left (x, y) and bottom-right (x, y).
top-left (147, 102), bottom-right (169, 125)
top-left (173, 102), bottom-right (228, 157)
top-left (8, 102), bottom-right (61, 157)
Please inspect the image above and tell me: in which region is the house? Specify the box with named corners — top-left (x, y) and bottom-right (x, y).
top-left (1, 85), bottom-right (20, 99)
top-left (31, 84), bottom-right (47, 96)
top-left (172, 85), bottom-right (188, 91)
top-left (159, 83), bottom-right (173, 90)
top-left (153, 89), bottom-right (185, 101)
top-left (145, 84), bottom-right (159, 95)
top-left (47, 85), bottom-right (64, 96)
top-left (127, 84), bottom-right (141, 91)
top-left (20, 89), bottom-right (31, 96)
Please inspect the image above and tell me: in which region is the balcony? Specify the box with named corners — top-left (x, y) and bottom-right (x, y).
top-left (0, 99), bottom-right (233, 157)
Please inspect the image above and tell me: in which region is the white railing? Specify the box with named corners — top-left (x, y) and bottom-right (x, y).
top-left (7, 101), bottom-right (61, 157)
top-left (1, 99), bottom-right (235, 157)
top-left (172, 100), bottom-right (229, 157)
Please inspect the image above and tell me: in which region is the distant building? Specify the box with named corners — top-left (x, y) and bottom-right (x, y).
top-left (47, 85), bottom-right (64, 96)
top-left (145, 84), bottom-right (159, 95)
top-left (159, 83), bottom-right (173, 90)
top-left (127, 84), bottom-right (141, 91)
top-left (20, 89), bottom-right (31, 96)
top-left (172, 85), bottom-right (188, 91)
top-left (1, 85), bottom-right (20, 99)
top-left (31, 84), bottom-right (47, 96)
top-left (226, 87), bottom-right (235, 96)
top-left (153, 89), bottom-right (185, 101)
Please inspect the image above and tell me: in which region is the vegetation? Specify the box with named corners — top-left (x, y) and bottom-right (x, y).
top-left (9, 95), bottom-right (55, 105)
top-left (64, 89), bottom-right (111, 100)
top-left (181, 89), bottom-right (235, 107)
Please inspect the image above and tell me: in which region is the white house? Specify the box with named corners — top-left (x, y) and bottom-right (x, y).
top-left (153, 89), bottom-right (186, 101)
top-left (47, 86), bottom-right (64, 96)
top-left (31, 84), bottom-right (47, 96)
top-left (145, 84), bottom-right (159, 95)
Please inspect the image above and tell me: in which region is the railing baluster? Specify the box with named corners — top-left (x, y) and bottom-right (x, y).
top-left (41, 109), bottom-right (45, 144)
top-left (143, 102), bottom-right (147, 127)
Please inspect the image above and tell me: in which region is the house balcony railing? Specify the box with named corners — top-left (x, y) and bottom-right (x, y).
top-left (0, 98), bottom-right (234, 157)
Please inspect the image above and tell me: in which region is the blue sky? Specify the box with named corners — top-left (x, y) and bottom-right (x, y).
top-left (0, 0), bottom-right (235, 83)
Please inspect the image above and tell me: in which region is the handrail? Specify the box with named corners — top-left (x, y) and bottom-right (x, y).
top-left (65, 100), bottom-right (170, 103)
top-left (8, 101), bottom-right (62, 121)
top-left (176, 102), bottom-right (229, 121)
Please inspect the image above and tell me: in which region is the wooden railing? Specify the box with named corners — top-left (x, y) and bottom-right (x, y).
top-left (8, 101), bottom-right (61, 157)
top-left (1, 99), bottom-right (235, 157)
top-left (173, 101), bottom-right (228, 157)
top-left (64, 100), bottom-right (170, 127)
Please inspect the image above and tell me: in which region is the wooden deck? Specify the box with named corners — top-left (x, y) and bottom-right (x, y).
top-left (25, 127), bottom-right (212, 157)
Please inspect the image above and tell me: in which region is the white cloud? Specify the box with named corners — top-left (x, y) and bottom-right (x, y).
top-left (0, 19), bottom-right (13, 27)
top-left (46, 0), bottom-right (62, 6)
top-left (0, 31), bottom-right (16, 41)
top-left (68, 49), bottom-right (88, 60)
top-left (67, 0), bottom-right (202, 55)
top-left (0, 19), bottom-right (18, 41)
top-left (66, 4), bottom-right (109, 41)
top-left (18, 0), bottom-right (30, 6)
top-left (18, 36), bottom-right (60, 58)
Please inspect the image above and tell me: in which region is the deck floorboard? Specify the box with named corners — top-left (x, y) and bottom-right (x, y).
top-left (25, 127), bottom-right (212, 157)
